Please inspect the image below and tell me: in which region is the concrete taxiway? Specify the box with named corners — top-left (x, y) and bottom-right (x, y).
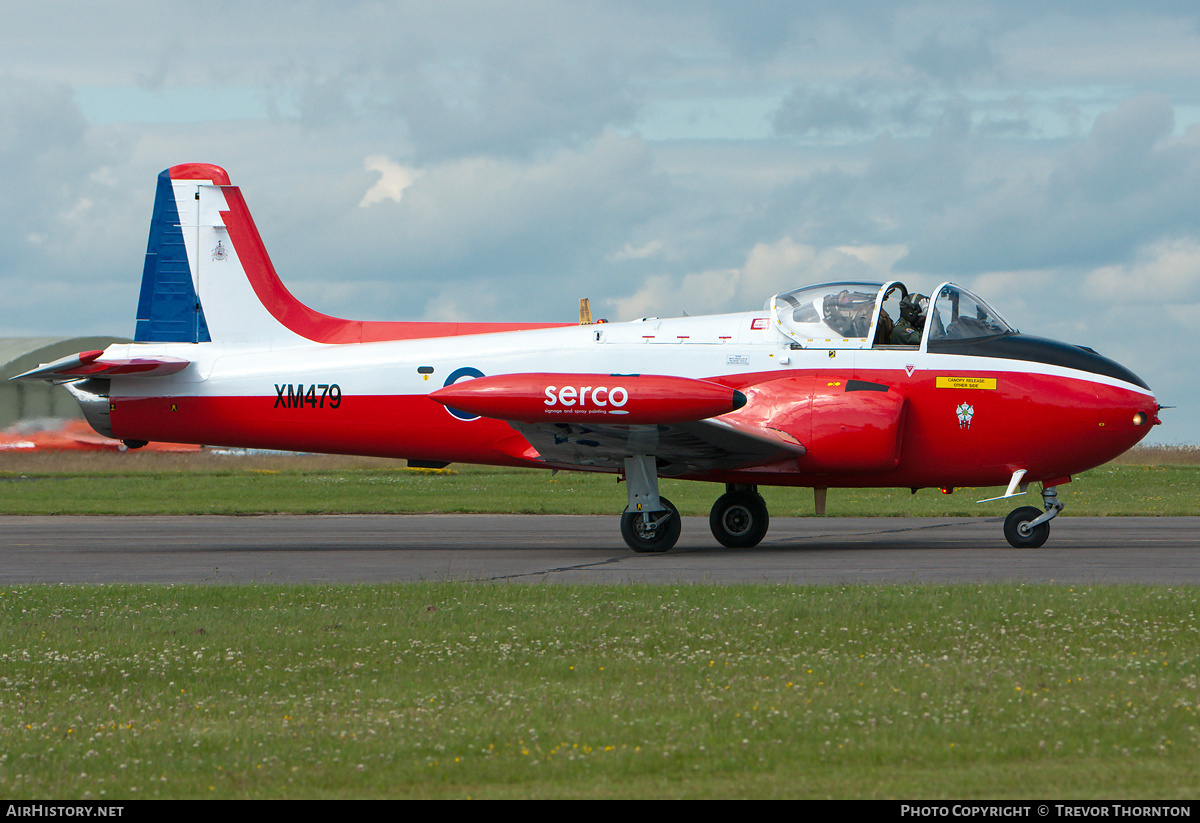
top-left (1, 514), bottom-right (1197, 585)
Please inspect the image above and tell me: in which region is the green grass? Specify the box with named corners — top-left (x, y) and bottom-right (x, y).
top-left (1, 450), bottom-right (1200, 516)
top-left (2, 449), bottom-right (1197, 799)
top-left (1, 583), bottom-right (1197, 799)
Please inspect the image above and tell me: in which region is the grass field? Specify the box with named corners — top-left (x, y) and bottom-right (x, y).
top-left (2, 445), bottom-right (1200, 517)
top-left (1, 583), bottom-right (1197, 799)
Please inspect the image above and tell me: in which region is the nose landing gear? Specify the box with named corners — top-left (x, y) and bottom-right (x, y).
top-left (1004, 485), bottom-right (1064, 548)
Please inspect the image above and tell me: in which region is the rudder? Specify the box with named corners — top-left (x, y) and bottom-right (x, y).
top-left (133, 165), bottom-right (226, 342)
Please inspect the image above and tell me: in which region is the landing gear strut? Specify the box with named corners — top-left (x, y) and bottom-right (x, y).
top-left (620, 498), bottom-right (681, 553)
top-left (709, 485), bottom-right (770, 548)
top-left (619, 455), bottom-right (680, 553)
top-left (1004, 486), bottom-right (1063, 548)
top-left (615, 463), bottom-right (774, 552)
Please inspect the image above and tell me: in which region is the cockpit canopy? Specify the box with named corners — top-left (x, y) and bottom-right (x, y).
top-left (926, 284), bottom-right (1015, 342)
top-left (767, 281), bottom-right (1015, 349)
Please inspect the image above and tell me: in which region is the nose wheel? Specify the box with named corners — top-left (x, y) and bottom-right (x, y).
top-left (709, 486), bottom-right (770, 548)
top-left (1003, 506), bottom-right (1050, 548)
top-left (1003, 486), bottom-right (1063, 548)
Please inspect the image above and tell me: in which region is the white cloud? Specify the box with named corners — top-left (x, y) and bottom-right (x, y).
top-left (606, 238), bottom-right (909, 320)
top-left (1084, 238), bottom-right (1200, 302)
top-left (957, 268), bottom-right (1059, 328)
top-left (359, 155), bottom-right (420, 208)
top-left (607, 240), bottom-right (666, 261)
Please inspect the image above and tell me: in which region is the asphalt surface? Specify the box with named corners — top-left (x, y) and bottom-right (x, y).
top-left (1, 514), bottom-right (1197, 584)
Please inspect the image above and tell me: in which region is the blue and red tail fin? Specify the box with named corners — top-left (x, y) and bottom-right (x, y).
top-left (133, 164), bottom-right (571, 347)
top-left (133, 165), bottom-right (226, 343)
top-left (132, 163), bottom-right (322, 346)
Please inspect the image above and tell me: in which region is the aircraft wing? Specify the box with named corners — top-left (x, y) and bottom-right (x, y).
top-left (509, 417), bottom-right (805, 475)
top-left (11, 350), bottom-right (191, 381)
top-left (430, 372), bottom-right (805, 474)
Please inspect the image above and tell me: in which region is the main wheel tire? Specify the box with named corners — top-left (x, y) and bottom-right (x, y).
top-left (620, 497), bottom-right (681, 553)
top-left (1004, 505), bottom-right (1050, 549)
top-left (709, 491), bottom-right (770, 548)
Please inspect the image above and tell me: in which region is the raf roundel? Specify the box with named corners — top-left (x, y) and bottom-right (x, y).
top-left (442, 367), bottom-right (486, 421)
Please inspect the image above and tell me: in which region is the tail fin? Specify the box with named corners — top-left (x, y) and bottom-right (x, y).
top-left (134, 165), bottom-right (223, 343)
top-left (135, 164), bottom-right (571, 346)
top-left (135, 163), bottom-right (312, 346)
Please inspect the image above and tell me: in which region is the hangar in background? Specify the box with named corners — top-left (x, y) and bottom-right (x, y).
top-left (0, 337), bottom-right (131, 428)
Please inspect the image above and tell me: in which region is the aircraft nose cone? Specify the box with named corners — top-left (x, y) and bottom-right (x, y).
top-left (1095, 382), bottom-right (1159, 457)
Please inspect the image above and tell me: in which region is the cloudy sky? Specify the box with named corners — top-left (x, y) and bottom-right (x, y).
top-left (2, 1), bottom-right (1196, 443)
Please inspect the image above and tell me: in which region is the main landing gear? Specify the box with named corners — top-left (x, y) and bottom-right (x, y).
top-left (619, 455), bottom-right (683, 553)
top-left (620, 499), bottom-right (681, 553)
top-left (1003, 486), bottom-right (1064, 549)
top-left (618, 455), bottom-right (771, 553)
top-left (709, 485), bottom-right (770, 548)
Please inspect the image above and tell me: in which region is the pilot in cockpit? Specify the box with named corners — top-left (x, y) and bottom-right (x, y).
top-left (889, 292), bottom-right (928, 345)
top-left (870, 290), bottom-right (928, 346)
top-left (823, 290), bottom-right (876, 338)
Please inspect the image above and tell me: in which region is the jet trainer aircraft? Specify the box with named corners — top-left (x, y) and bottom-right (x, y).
top-left (15, 163), bottom-right (1160, 552)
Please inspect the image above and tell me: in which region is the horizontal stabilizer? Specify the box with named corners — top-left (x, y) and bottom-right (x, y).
top-left (430, 372), bottom-right (746, 424)
top-left (11, 350), bottom-right (190, 381)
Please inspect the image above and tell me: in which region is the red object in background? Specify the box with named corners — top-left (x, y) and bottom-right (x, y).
top-left (0, 420), bottom-right (202, 453)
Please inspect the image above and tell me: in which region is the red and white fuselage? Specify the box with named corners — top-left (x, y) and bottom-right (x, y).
top-left (93, 312), bottom-right (1154, 490)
